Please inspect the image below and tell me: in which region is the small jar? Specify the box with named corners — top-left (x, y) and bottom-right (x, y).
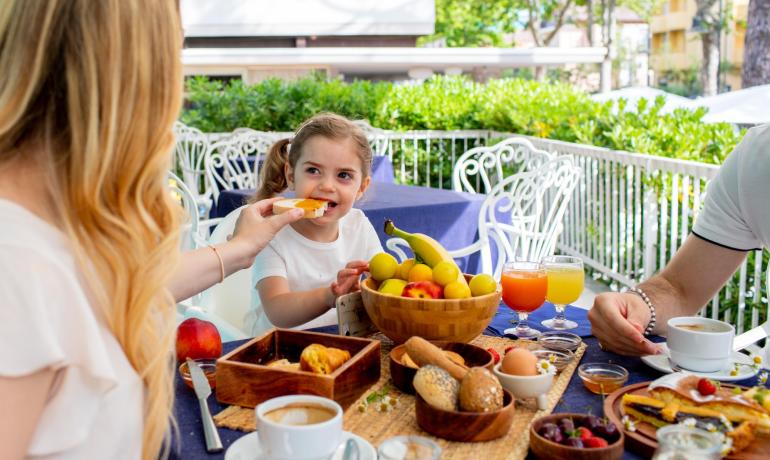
top-left (652, 425), bottom-right (722, 460)
top-left (378, 435), bottom-right (441, 460)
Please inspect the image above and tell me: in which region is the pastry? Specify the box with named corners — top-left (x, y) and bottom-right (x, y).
top-left (405, 336), bottom-right (468, 380)
top-left (459, 367), bottom-right (504, 412)
top-left (273, 198), bottom-right (328, 218)
top-left (413, 365), bottom-right (459, 411)
top-left (648, 374), bottom-right (770, 431)
top-left (299, 344), bottom-right (351, 374)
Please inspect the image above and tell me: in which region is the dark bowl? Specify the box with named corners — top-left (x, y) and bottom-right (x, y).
top-left (415, 389), bottom-right (514, 442)
top-left (530, 413), bottom-right (624, 460)
top-left (389, 341), bottom-right (494, 393)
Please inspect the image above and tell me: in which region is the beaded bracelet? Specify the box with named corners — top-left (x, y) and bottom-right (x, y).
top-left (627, 286), bottom-right (657, 336)
top-left (209, 245), bottom-right (225, 284)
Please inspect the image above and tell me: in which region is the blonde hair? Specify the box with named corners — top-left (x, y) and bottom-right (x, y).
top-left (0, 1), bottom-right (182, 459)
top-left (255, 113), bottom-right (372, 200)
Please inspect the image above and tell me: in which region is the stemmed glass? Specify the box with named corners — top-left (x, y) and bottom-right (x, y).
top-left (541, 255), bottom-right (584, 330)
top-left (501, 261), bottom-right (548, 339)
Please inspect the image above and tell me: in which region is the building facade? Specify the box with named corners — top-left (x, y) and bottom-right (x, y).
top-left (649, 0), bottom-right (748, 91)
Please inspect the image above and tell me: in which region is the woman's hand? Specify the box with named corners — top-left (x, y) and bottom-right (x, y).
top-left (588, 292), bottom-right (662, 356)
top-left (229, 197), bottom-right (303, 269)
top-left (330, 260), bottom-right (369, 299)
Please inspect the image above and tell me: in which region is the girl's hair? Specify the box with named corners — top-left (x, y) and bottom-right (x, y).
top-left (0, 1), bottom-right (182, 459)
top-left (255, 113), bottom-right (372, 200)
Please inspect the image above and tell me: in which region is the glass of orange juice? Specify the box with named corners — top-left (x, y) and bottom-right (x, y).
top-left (541, 255), bottom-right (584, 330)
top-left (501, 261), bottom-right (548, 339)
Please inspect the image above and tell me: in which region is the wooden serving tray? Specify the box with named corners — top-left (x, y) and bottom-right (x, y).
top-left (215, 328), bottom-right (380, 409)
top-left (603, 381), bottom-right (770, 459)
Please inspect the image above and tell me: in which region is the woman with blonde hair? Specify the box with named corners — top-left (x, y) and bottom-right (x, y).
top-left (0, 1), bottom-right (301, 459)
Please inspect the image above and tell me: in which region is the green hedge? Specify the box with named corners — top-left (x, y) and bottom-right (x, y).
top-left (181, 74), bottom-right (743, 165)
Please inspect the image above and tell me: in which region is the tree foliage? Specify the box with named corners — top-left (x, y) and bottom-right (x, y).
top-left (417, 0), bottom-right (519, 47)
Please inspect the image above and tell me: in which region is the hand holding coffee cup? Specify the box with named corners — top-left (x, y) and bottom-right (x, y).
top-left (667, 317), bottom-right (735, 373)
top-left (256, 395), bottom-right (343, 460)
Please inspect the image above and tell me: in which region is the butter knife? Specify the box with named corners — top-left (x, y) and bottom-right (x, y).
top-left (187, 358), bottom-right (223, 453)
top-left (733, 321), bottom-right (770, 352)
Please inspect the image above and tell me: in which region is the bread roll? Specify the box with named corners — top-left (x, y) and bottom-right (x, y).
top-left (405, 336), bottom-right (468, 380)
top-left (299, 344), bottom-right (351, 374)
top-left (413, 365), bottom-right (459, 411)
top-left (273, 198), bottom-right (328, 218)
top-left (459, 367), bottom-right (504, 412)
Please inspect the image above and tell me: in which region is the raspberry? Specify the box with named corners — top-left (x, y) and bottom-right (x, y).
top-left (487, 348), bottom-right (500, 364)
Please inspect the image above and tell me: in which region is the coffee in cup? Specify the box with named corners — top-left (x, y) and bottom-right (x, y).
top-left (263, 403), bottom-right (337, 426)
top-left (667, 317), bottom-right (734, 373)
top-left (256, 395), bottom-right (343, 460)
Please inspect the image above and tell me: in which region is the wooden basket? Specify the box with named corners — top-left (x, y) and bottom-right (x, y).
top-left (360, 276), bottom-right (501, 344)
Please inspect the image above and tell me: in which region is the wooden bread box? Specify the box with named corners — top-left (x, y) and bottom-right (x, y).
top-left (215, 328), bottom-right (381, 409)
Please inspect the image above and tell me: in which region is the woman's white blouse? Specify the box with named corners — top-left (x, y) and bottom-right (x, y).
top-left (0, 200), bottom-right (143, 459)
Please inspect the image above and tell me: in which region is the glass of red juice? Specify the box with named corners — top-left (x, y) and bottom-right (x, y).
top-left (501, 261), bottom-right (547, 339)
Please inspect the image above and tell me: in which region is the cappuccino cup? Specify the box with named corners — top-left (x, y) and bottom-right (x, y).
top-left (667, 317), bottom-right (734, 373)
top-left (256, 395), bottom-right (343, 460)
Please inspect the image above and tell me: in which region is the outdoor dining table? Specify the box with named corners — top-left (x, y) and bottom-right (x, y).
top-left (214, 181), bottom-right (487, 273)
top-left (169, 304), bottom-right (764, 460)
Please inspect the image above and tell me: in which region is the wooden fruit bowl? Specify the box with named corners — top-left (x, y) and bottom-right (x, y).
top-left (415, 389), bottom-right (515, 442)
top-left (360, 275), bottom-right (501, 344)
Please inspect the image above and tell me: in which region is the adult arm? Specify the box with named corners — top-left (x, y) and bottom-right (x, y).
top-left (168, 198), bottom-right (303, 302)
top-left (0, 369), bottom-right (56, 460)
top-left (589, 235), bottom-right (747, 356)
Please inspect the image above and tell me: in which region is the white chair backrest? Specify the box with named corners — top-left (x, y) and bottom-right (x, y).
top-left (205, 206), bottom-right (253, 332)
top-left (168, 171), bottom-right (202, 251)
top-left (173, 122), bottom-right (209, 198)
top-left (452, 137), bottom-right (553, 195)
top-left (485, 155), bottom-right (581, 264)
top-left (353, 119), bottom-right (391, 156)
top-left (203, 131), bottom-right (276, 204)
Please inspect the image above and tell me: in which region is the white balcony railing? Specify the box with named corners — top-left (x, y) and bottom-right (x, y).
top-left (196, 128), bottom-right (767, 333)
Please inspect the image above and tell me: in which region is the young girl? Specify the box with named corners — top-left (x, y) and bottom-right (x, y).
top-left (246, 113), bottom-right (384, 335)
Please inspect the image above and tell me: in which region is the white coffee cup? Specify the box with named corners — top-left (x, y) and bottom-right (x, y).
top-left (667, 317), bottom-right (734, 373)
top-left (256, 395), bottom-right (343, 460)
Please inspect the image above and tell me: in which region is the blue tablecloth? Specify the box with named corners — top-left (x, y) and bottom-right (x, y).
top-left (169, 304), bottom-right (764, 460)
top-left (215, 181), bottom-right (487, 273)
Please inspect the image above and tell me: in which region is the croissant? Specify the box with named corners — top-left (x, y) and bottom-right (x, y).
top-left (300, 343), bottom-right (351, 374)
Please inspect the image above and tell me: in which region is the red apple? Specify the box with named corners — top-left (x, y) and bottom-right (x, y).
top-left (175, 318), bottom-right (222, 363)
top-left (401, 281), bottom-right (444, 299)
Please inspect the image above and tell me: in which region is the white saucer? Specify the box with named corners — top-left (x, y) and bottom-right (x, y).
top-left (641, 343), bottom-right (759, 382)
top-left (224, 430), bottom-right (377, 460)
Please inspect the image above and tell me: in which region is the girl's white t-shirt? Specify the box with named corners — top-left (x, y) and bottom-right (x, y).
top-left (247, 208), bottom-right (383, 336)
top-left (0, 200), bottom-right (143, 460)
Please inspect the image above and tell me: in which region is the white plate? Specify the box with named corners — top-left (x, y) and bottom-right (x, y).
top-left (641, 343), bottom-right (759, 382)
top-left (224, 430), bottom-right (377, 460)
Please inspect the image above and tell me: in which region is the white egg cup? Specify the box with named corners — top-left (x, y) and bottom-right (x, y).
top-left (492, 363), bottom-right (554, 411)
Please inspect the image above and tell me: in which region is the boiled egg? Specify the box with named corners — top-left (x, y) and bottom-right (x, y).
top-left (500, 347), bottom-right (538, 376)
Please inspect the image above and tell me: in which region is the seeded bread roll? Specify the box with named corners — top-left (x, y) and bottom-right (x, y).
top-left (459, 367), bottom-right (504, 412)
top-left (405, 336), bottom-right (468, 380)
top-left (413, 365), bottom-right (459, 411)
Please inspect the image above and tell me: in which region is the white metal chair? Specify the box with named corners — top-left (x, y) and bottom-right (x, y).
top-left (167, 171), bottom-right (214, 251)
top-left (175, 205), bottom-right (251, 340)
top-left (353, 119), bottom-right (392, 157)
top-left (203, 131), bottom-right (276, 208)
top-left (173, 122), bottom-right (213, 216)
top-left (452, 137), bottom-right (553, 195)
top-left (387, 155), bottom-right (581, 279)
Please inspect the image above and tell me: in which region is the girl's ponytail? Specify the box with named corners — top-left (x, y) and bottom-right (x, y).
top-left (256, 138), bottom-right (291, 200)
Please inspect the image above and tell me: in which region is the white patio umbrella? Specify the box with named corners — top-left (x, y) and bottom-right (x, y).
top-left (591, 86), bottom-right (695, 114)
top-left (696, 84), bottom-right (770, 125)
